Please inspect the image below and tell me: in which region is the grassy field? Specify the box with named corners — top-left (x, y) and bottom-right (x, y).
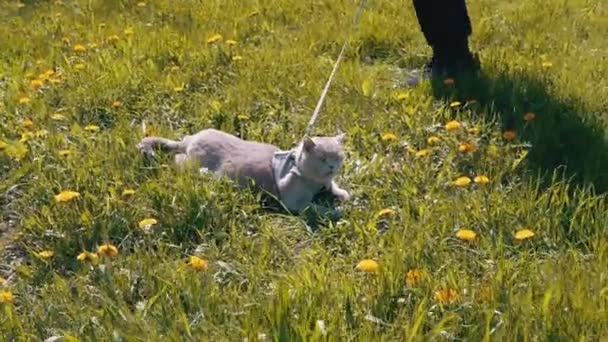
top-left (1, 0), bottom-right (608, 340)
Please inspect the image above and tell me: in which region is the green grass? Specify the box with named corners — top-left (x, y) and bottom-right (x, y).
top-left (1, 0), bottom-right (608, 340)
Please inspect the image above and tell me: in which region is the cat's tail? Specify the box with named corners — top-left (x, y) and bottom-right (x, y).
top-left (137, 136), bottom-right (185, 157)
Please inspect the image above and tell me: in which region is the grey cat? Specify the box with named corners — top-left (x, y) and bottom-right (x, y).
top-left (137, 129), bottom-right (350, 215)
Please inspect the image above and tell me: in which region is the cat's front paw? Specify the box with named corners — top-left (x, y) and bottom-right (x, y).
top-left (333, 188), bottom-right (350, 202)
top-left (137, 139), bottom-right (156, 158)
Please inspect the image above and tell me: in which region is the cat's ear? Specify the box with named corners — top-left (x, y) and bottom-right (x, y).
top-left (335, 132), bottom-right (346, 145)
top-left (302, 136), bottom-right (316, 152)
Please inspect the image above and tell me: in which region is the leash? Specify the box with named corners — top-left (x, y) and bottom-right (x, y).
top-left (303, 0), bottom-right (367, 137)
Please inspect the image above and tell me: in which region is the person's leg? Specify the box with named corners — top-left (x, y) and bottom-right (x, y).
top-left (412, 0), bottom-right (476, 77)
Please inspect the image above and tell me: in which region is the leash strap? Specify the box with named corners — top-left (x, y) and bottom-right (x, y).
top-left (303, 0), bottom-right (367, 137)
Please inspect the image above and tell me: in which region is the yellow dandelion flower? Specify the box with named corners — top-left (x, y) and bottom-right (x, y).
top-left (173, 85), bottom-right (185, 92)
top-left (19, 96), bottom-right (31, 105)
top-left (356, 259), bottom-right (379, 273)
top-left (502, 130), bottom-right (516, 141)
top-left (443, 78), bottom-right (455, 86)
top-left (30, 79), bottom-right (44, 90)
top-left (207, 34), bottom-right (223, 44)
top-left (58, 150), bottom-right (72, 157)
top-left (97, 244), bottom-right (119, 258)
top-left (124, 27), bottom-right (134, 36)
top-left (226, 39), bottom-right (237, 45)
top-left (138, 218), bottom-right (158, 229)
top-left (0, 290), bottom-right (14, 304)
top-left (55, 190), bottom-right (80, 203)
top-left (231, 55), bottom-right (243, 61)
top-left (73, 44), bottom-right (87, 53)
top-left (467, 126), bottom-right (481, 135)
top-left (456, 229), bottom-right (477, 241)
top-left (375, 208), bottom-right (396, 219)
top-left (434, 288), bottom-right (459, 304)
top-left (107, 35), bottom-right (120, 43)
top-left (445, 120), bottom-right (461, 132)
top-left (22, 118), bottom-right (34, 130)
top-left (541, 61), bottom-right (553, 68)
top-left (84, 124), bottom-right (100, 132)
top-left (187, 256), bottom-right (209, 271)
top-left (51, 113), bottom-right (66, 120)
top-left (381, 132), bottom-right (398, 143)
top-left (427, 136), bottom-right (441, 145)
top-left (458, 142), bottom-right (477, 153)
top-left (237, 114), bottom-right (250, 120)
top-left (112, 100), bottom-right (121, 108)
top-left (0, 140), bottom-right (7, 152)
top-left (453, 176), bottom-right (471, 187)
top-left (524, 112), bottom-right (535, 121)
top-left (122, 189), bottom-right (136, 197)
top-left (474, 175), bottom-right (490, 184)
top-left (36, 250), bottom-right (54, 259)
top-left (77, 251), bottom-right (99, 265)
top-left (406, 268), bottom-right (429, 287)
top-left (415, 148), bottom-right (431, 157)
top-left (514, 228), bottom-right (535, 240)
top-left (449, 101), bottom-right (462, 108)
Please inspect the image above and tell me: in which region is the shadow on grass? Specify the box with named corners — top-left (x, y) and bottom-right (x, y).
top-left (430, 66), bottom-right (608, 193)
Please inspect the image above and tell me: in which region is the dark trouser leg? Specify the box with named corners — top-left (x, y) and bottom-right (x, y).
top-left (412, 0), bottom-right (475, 74)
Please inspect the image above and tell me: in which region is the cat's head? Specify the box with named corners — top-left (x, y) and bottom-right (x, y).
top-left (295, 133), bottom-right (346, 182)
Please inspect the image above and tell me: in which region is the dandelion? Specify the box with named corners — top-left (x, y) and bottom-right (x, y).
top-left (415, 149), bottom-right (431, 157)
top-left (515, 228), bottom-right (535, 240)
top-left (138, 218), bottom-right (158, 229)
top-left (356, 259), bottom-right (379, 273)
top-left (84, 124), bottom-right (100, 132)
top-left (77, 251), bottom-right (99, 265)
top-left (434, 288), bottom-right (459, 304)
top-left (51, 113), bottom-right (66, 121)
top-left (541, 61), bottom-right (553, 68)
top-left (122, 189), bottom-right (136, 197)
top-left (112, 100), bottom-right (121, 108)
top-left (54, 190), bottom-right (80, 203)
top-left (0, 290), bottom-right (14, 304)
top-left (381, 133), bottom-right (397, 143)
top-left (467, 126), bottom-right (481, 135)
top-left (19, 96), bottom-right (31, 105)
top-left (394, 91), bottom-right (409, 101)
top-left (375, 208), bottom-right (396, 219)
top-left (502, 130), bottom-right (516, 141)
top-left (406, 269), bottom-right (429, 287)
top-left (187, 256), bottom-right (209, 271)
top-left (59, 150), bottom-right (72, 157)
top-left (231, 55), bottom-right (243, 62)
top-left (456, 229), bottom-right (477, 241)
top-left (458, 142), bottom-right (477, 153)
top-left (443, 78), bottom-right (455, 85)
top-left (73, 44), bottom-right (87, 53)
top-left (237, 114), bottom-right (250, 120)
top-left (427, 136), bottom-right (441, 145)
top-left (22, 118), bottom-right (34, 130)
top-left (36, 250), bottom-right (54, 259)
top-left (226, 39), bottom-right (237, 45)
top-left (449, 101), bottom-right (462, 108)
top-left (173, 85), bottom-right (185, 92)
top-left (97, 244), bottom-right (119, 258)
top-left (524, 112), bottom-right (536, 121)
top-left (207, 34), bottom-right (223, 44)
top-left (30, 79), bottom-right (44, 90)
top-left (474, 175), bottom-right (490, 184)
top-left (453, 176), bottom-right (471, 187)
top-left (445, 120), bottom-right (461, 132)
